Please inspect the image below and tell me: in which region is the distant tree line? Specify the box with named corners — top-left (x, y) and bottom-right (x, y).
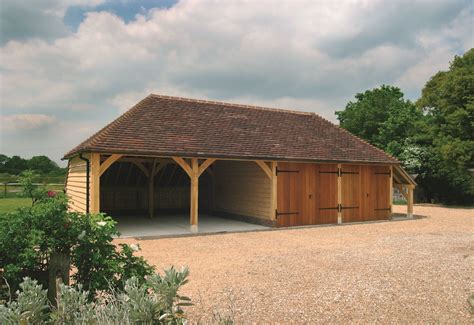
top-left (0, 154), bottom-right (66, 176)
top-left (336, 49), bottom-right (473, 204)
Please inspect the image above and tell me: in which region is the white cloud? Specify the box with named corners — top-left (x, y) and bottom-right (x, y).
top-left (0, 0), bottom-right (471, 163)
top-left (0, 114), bottom-right (57, 131)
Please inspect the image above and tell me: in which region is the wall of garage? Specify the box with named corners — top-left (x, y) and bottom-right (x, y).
top-left (214, 160), bottom-right (272, 221)
top-left (65, 155), bottom-right (88, 213)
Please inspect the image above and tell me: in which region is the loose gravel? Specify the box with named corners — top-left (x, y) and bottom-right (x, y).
top-left (116, 205), bottom-right (473, 323)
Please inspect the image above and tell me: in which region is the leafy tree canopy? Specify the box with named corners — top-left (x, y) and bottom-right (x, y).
top-left (27, 155), bottom-right (60, 174)
top-left (336, 85), bottom-right (422, 158)
top-left (0, 154), bottom-right (65, 176)
top-left (336, 49), bottom-right (474, 204)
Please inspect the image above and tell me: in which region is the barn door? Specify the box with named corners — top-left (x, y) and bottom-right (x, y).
top-left (373, 166), bottom-right (391, 219)
top-left (315, 164), bottom-right (339, 224)
top-left (340, 165), bottom-right (362, 222)
top-left (361, 166), bottom-right (391, 220)
top-left (276, 162), bottom-right (302, 227)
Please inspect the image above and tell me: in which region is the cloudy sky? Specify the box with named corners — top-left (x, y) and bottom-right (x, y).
top-left (0, 0), bottom-right (472, 165)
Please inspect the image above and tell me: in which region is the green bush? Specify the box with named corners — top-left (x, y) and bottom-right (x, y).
top-left (1, 270), bottom-right (192, 324)
top-left (0, 278), bottom-right (49, 324)
top-left (72, 214), bottom-right (154, 299)
top-left (0, 172), bottom-right (153, 299)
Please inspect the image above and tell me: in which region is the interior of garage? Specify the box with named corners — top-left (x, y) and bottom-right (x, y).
top-left (100, 159), bottom-right (213, 216)
top-left (98, 158), bottom-right (273, 237)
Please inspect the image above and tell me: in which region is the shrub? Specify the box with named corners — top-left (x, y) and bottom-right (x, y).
top-left (1, 269), bottom-right (192, 324)
top-left (0, 278), bottom-right (49, 324)
top-left (0, 172), bottom-right (153, 300)
top-left (72, 214), bottom-right (154, 299)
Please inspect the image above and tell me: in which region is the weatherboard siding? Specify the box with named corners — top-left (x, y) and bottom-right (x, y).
top-left (214, 160), bottom-right (272, 220)
top-left (66, 156), bottom-right (88, 213)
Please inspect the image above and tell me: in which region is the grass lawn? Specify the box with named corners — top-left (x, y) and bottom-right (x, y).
top-left (0, 197), bottom-right (31, 214)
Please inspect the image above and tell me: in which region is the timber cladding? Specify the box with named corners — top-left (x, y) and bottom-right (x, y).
top-left (214, 160), bottom-right (272, 220)
top-left (65, 156), bottom-right (88, 213)
top-left (276, 162), bottom-right (391, 227)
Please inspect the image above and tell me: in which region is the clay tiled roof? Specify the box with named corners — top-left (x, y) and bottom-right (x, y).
top-left (64, 94), bottom-right (398, 164)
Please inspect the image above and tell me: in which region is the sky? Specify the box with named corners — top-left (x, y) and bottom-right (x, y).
top-left (0, 0), bottom-right (472, 166)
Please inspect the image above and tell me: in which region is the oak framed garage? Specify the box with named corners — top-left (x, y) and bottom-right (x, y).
top-left (63, 95), bottom-right (415, 233)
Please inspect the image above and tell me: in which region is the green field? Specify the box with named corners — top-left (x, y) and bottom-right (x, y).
top-left (0, 198), bottom-right (32, 214)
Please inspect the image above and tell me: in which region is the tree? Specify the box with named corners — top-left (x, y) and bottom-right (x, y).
top-left (3, 155), bottom-right (28, 175)
top-left (414, 49), bottom-right (474, 204)
top-left (336, 85), bottom-right (422, 158)
top-left (27, 155), bottom-right (60, 174)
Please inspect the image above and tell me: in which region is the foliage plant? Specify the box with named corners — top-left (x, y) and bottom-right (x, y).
top-left (0, 172), bottom-right (153, 300)
top-left (1, 270), bottom-right (192, 324)
top-left (71, 214), bottom-right (154, 299)
top-left (0, 278), bottom-right (49, 324)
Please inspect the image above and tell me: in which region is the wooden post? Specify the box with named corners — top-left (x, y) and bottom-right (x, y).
top-left (172, 157), bottom-right (216, 233)
top-left (90, 153), bottom-right (101, 213)
top-left (48, 251), bottom-right (70, 307)
top-left (271, 161), bottom-right (277, 221)
top-left (389, 165), bottom-right (393, 214)
top-left (190, 158), bottom-right (199, 233)
top-left (337, 163), bottom-right (342, 224)
top-left (149, 159), bottom-right (157, 218)
top-left (407, 185), bottom-right (414, 218)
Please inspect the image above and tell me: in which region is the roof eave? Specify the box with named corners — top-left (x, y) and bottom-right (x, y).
top-left (62, 148), bottom-right (398, 165)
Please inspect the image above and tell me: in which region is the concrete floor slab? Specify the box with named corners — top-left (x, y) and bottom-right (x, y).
top-left (113, 214), bottom-right (269, 238)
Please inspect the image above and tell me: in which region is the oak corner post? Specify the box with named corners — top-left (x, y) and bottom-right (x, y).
top-left (407, 185), bottom-right (414, 219)
top-left (337, 163), bottom-right (342, 224)
top-left (190, 158), bottom-right (199, 233)
top-left (90, 153), bottom-right (101, 214)
top-left (271, 161), bottom-right (277, 221)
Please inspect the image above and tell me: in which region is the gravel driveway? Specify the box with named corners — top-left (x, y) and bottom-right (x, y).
top-left (117, 205), bottom-right (473, 323)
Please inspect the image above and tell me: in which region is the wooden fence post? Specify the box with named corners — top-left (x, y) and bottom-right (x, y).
top-left (48, 252), bottom-right (70, 307)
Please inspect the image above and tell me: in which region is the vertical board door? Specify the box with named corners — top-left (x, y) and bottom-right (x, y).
top-left (315, 164), bottom-right (339, 224)
top-left (276, 162), bottom-right (320, 226)
top-left (361, 165), bottom-right (391, 220)
top-left (341, 164), bottom-right (362, 222)
top-left (372, 165), bottom-right (391, 219)
top-left (301, 163), bottom-right (317, 225)
top-left (276, 162), bottom-right (303, 227)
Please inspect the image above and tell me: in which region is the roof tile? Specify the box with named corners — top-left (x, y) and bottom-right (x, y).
top-left (64, 94), bottom-right (398, 164)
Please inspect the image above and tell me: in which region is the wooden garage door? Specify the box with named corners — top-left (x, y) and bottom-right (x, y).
top-left (342, 165), bottom-right (391, 222)
top-left (361, 165), bottom-right (391, 220)
top-left (316, 164), bottom-right (339, 224)
top-left (277, 162), bottom-right (391, 226)
top-left (340, 164), bottom-right (362, 222)
top-left (276, 162), bottom-right (338, 226)
top-left (276, 162), bottom-right (304, 227)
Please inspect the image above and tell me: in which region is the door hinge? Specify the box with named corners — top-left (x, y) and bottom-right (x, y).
top-left (275, 210), bottom-right (300, 218)
top-left (276, 167), bottom-right (299, 175)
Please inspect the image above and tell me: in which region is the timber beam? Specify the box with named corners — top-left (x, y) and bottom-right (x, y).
top-left (171, 157), bottom-right (217, 232)
top-left (255, 161), bottom-right (273, 179)
top-left (99, 154), bottom-right (123, 176)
